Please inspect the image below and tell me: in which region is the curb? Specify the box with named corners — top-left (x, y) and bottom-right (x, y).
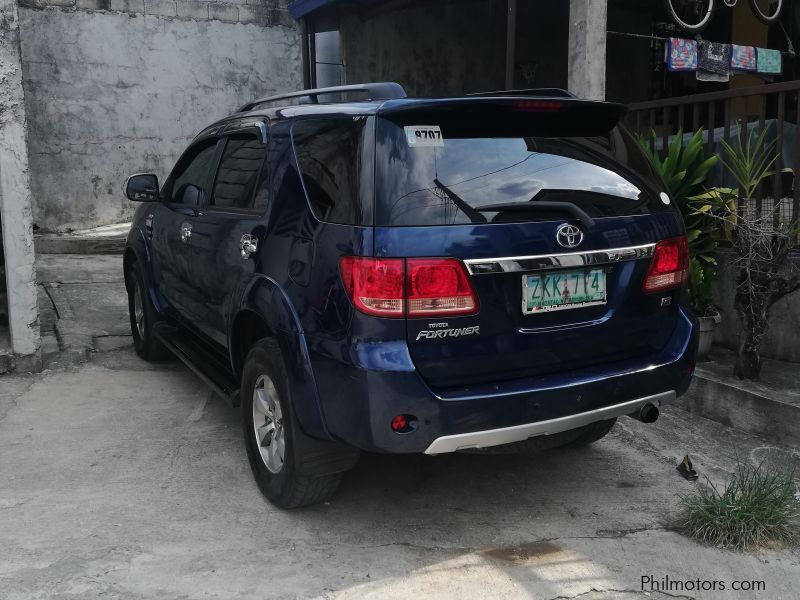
top-left (35, 236), bottom-right (126, 255)
top-left (675, 369), bottom-right (800, 448)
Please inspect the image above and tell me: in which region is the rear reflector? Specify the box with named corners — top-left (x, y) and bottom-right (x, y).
top-left (339, 257), bottom-right (479, 318)
top-left (643, 236), bottom-right (689, 293)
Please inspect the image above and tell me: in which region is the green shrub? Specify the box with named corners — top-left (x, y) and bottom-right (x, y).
top-left (681, 461), bottom-right (799, 551)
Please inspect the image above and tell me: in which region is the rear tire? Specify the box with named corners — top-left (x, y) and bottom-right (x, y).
top-left (127, 262), bottom-right (170, 361)
top-left (563, 418), bottom-right (617, 448)
top-left (241, 338), bottom-right (342, 508)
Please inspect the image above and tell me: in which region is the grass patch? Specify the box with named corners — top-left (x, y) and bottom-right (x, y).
top-left (681, 461), bottom-right (799, 551)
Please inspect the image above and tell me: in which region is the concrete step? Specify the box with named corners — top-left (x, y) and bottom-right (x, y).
top-left (35, 223), bottom-right (130, 255)
top-left (676, 348), bottom-right (800, 448)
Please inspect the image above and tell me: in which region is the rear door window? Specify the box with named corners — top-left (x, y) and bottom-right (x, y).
top-left (292, 117), bottom-right (366, 225)
top-left (211, 134), bottom-right (266, 210)
top-left (375, 118), bottom-right (671, 226)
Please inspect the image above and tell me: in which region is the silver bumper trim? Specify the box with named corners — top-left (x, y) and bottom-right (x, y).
top-left (463, 243), bottom-right (655, 275)
top-left (423, 390), bottom-right (676, 455)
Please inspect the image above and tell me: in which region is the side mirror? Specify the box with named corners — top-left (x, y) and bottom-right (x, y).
top-left (125, 173), bottom-right (159, 202)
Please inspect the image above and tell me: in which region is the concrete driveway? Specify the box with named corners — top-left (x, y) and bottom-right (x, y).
top-left (1, 345), bottom-right (798, 599)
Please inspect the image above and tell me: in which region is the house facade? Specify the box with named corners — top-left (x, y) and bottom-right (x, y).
top-left (2, 0), bottom-right (798, 368)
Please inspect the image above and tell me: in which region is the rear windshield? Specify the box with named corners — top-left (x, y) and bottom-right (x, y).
top-left (375, 118), bottom-right (670, 227)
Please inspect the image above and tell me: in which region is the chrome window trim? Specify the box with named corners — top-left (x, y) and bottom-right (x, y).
top-left (424, 390), bottom-right (675, 454)
top-left (463, 243), bottom-right (656, 275)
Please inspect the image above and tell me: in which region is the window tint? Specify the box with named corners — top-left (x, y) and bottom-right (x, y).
top-left (292, 118), bottom-right (365, 225)
top-left (375, 118), bottom-right (672, 226)
top-left (252, 161), bottom-right (271, 212)
top-left (170, 142), bottom-right (218, 206)
top-left (212, 135), bottom-right (266, 209)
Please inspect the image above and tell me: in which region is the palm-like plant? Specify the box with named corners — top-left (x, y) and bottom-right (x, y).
top-left (701, 128), bottom-right (799, 380)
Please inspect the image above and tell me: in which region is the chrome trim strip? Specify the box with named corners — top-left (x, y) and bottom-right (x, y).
top-left (423, 390), bottom-right (675, 455)
top-left (463, 243), bottom-right (656, 275)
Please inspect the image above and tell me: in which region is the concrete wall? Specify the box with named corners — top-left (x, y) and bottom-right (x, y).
top-left (339, 0), bottom-right (507, 97)
top-left (1, 0), bottom-right (41, 366)
top-left (713, 249), bottom-right (800, 363)
top-left (18, 1), bottom-right (302, 231)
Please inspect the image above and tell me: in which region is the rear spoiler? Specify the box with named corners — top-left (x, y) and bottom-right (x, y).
top-left (376, 97), bottom-right (627, 138)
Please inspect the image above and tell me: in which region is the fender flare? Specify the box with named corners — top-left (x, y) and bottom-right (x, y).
top-left (123, 226), bottom-right (167, 314)
top-left (233, 275), bottom-right (331, 441)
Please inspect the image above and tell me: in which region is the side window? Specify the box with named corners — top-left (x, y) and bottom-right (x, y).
top-left (292, 118), bottom-right (365, 225)
top-left (169, 141), bottom-right (218, 206)
top-left (211, 134), bottom-right (266, 209)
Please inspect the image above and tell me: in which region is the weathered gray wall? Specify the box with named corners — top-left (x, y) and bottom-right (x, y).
top-left (1, 0), bottom-right (41, 363)
top-left (339, 0), bottom-right (507, 97)
top-left (713, 249), bottom-right (800, 363)
top-left (18, 1), bottom-right (302, 231)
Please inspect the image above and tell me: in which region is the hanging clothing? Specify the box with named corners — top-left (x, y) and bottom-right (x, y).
top-left (730, 45), bottom-right (757, 72)
top-left (756, 48), bottom-right (782, 75)
top-left (666, 38), bottom-right (698, 72)
top-left (697, 41), bottom-right (731, 82)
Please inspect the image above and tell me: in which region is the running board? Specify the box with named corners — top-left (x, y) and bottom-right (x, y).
top-left (153, 323), bottom-right (240, 407)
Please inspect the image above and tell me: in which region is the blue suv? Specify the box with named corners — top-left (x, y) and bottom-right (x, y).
top-left (124, 83), bottom-right (697, 508)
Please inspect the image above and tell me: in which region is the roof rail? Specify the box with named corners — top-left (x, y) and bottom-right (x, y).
top-left (239, 82), bottom-right (407, 112)
top-left (466, 88), bottom-right (578, 99)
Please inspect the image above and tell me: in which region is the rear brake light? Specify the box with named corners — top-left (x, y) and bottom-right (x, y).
top-left (514, 100), bottom-right (565, 112)
top-left (407, 258), bottom-right (478, 317)
top-left (643, 236), bottom-right (689, 293)
top-left (338, 257), bottom-right (479, 318)
top-left (338, 257), bottom-right (404, 316)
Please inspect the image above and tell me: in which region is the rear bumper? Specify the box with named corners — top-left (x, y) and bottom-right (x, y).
top-left (424, 390), bottom-right (675, 454)
top-left (308, 307), bottom-right (697, 454)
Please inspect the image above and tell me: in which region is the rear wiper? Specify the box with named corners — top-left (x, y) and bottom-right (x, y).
top-left (433, 178), bottom-right (488, 224)
top-left (475, 200), bottom-right (595, 229)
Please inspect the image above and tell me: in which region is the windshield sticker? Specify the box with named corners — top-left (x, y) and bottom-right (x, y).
top-left (404, 126), bottom-right (444, 148)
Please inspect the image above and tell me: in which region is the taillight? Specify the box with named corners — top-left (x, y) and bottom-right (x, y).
top-left (643, 236), bottom-right (689, 293)
top-left (407, 258), bottom-right (478, 317)
top-left (338, 257), bottom-right (404, 316)
top-left (338, 257), bottom-right (479, 318)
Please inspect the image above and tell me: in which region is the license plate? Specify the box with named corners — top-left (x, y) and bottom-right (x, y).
top-left (522, 268), bottom-right (607, 314)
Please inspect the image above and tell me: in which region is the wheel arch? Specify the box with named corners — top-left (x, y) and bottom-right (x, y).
top-left (230, 276), bottom-right (331, 441)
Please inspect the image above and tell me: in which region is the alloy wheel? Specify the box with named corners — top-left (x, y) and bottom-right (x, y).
top-left (133, 280), bottom-right (145, 339)
top-left (252, 374), bottom-right (285, 474)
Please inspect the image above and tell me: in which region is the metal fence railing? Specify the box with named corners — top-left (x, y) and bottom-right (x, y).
top-left (626, 80), bottom-right (800, 231)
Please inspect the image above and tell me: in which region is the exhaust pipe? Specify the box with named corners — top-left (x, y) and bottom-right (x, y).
top-left (629, 403), bottom-right (659, 424)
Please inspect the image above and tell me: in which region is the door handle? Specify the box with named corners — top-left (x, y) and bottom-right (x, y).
top-left (240, 234), bottom-right (258, 259)
top-left (180, 223), bottom-right (192, 243)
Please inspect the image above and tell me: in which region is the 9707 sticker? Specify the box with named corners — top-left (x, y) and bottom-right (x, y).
top-left (404, 125), bottom-right (445, 147)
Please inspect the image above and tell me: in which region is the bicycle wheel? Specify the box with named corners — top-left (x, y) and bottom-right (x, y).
top-left (749, 0), bottom-right (783, 24)
top-left (663, 0), bottom-right (715, 32)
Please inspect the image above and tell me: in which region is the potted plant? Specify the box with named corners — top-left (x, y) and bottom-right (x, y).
top-left (687, 256), bottom-right (722, 358)
top-left (640, 130), bottom-right (721, 357)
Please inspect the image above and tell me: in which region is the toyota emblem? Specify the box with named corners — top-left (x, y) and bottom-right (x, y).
top-left (556, 223), bottom-right (584, 249)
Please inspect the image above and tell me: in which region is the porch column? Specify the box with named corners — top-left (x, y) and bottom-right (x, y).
top-left (505, 0), bottom-right (517, 89)
top-left (568, 0), bottom-right (607, 100)
top-left (0, 0), bottom-right (41, 369)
